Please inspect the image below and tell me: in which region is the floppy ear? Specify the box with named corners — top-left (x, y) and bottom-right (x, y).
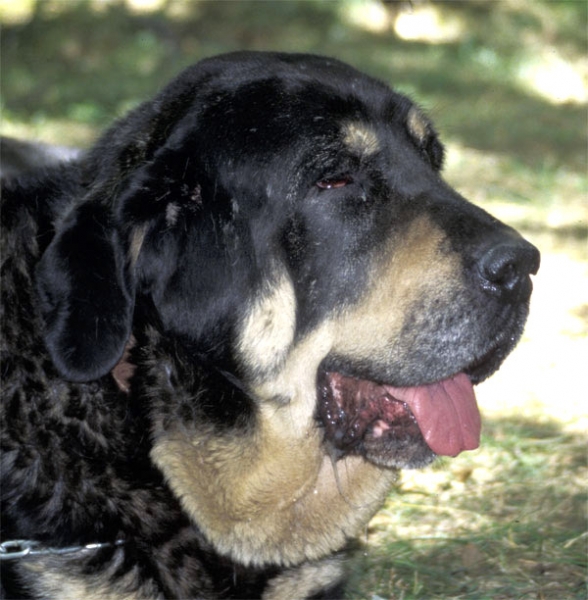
top-left (35, 201), bottom-right (134, 382)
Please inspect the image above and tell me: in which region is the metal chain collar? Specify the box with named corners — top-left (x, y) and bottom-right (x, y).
top-left (0, 539), bottom-right (124, 561)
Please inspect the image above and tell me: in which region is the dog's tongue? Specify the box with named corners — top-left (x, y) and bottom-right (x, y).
top-left (385, 373), bottom-right (481, 457)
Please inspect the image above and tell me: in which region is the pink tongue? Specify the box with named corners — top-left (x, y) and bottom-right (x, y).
top-left (385, 373), bottom-right (481, 457)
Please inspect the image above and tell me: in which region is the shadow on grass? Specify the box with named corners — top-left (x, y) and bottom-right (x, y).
top-left (346, 416), bottom-right (587, 599)
top-left (1, 0), bottom-right (586, 170)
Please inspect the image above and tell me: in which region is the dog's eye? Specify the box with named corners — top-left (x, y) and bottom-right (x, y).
top-left (316, 175), bottom-right (353, 190)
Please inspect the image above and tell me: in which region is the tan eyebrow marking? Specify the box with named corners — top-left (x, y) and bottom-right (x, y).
top-left (342, 122), bottom-right (380, 156)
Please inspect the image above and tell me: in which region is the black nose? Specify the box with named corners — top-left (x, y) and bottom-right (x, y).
top-left (478, 237), bottom-right (540, 298)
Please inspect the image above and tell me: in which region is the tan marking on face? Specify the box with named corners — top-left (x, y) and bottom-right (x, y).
top-left (332, 215), bottom-right (462, 364)
top-left (236, 267), bottom-right (296, 377)
top-left (406, 105), bottom-right (430, 144)
top-left (343, 122), bottom-right (380, 156)
top-left (250, 218), bottom-right (461, 410)
top-left (252, 321), bottom-right (334, 432)
top-left (151, 216), bottom-right (459, 568)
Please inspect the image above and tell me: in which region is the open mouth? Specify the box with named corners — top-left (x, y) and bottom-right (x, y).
top-left (317, 369), bottom-right (481, 468)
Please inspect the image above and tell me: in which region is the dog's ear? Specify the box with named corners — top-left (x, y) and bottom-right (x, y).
top-left (33, 59), bottom-right (229, 382)
top-left (35, 200), bottom-right (134, 382)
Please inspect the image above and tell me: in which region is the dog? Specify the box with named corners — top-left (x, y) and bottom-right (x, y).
top-left (0, 51), bottom-right (539, 599)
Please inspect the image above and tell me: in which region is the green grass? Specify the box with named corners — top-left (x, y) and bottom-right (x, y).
top-left (1, 1), bottom-right (586, 598)
top-left (345, 420), bottom-right (587, 599)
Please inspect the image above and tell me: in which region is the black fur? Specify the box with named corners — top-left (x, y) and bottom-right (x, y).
top-left (1, 52), bottom-right (539, 599)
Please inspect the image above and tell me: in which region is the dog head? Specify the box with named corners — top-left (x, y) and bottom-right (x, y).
top-left (35, 52), bottom-right (539, 564)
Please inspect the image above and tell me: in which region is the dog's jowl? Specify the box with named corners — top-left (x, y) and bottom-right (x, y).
top-left (1, 52), bottom-right (539, 599)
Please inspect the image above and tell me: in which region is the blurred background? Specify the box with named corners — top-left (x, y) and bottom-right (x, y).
top-left (1, 1), bottom-right (586, 598)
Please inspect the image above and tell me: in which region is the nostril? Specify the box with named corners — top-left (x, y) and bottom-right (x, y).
top-left (482, 249), bottom-right (519, 289)
top-left (478, 241), bottom-right (540, 296)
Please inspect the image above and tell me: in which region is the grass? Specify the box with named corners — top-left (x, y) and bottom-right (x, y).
top-left (1, 1), bottom-right (586, 598)
top-left (345, 420), bottom-right (586, 599)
